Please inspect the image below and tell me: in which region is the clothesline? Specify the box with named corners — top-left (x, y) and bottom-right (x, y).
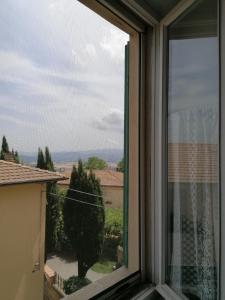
top-left (48, 192), bottom-right (104, 209)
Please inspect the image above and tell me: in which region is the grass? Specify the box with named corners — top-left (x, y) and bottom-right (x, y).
top-left (63, 276), bottom-right (91, 295)
top-left (91, 260), bottom-right (116, 273)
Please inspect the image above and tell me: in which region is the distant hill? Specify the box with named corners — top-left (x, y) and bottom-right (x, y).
top-left (20, 148), bottom-right (123, 164)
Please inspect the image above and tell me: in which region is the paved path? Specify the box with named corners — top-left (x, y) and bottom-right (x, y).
top-left (47, 254), bottom-right (108, 282)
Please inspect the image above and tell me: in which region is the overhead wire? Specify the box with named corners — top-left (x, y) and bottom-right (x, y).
top-left (48, 192), bottom-right (104, 209)
top-left (66, 187), bottom-right (104, 198)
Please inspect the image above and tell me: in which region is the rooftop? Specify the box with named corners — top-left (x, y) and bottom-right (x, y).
top-left (58, 169), bottom-right (123, 187)
top-left (0, 160), bottom-right (67, 186)
top-left (168, 143), bottom-right (218, 183)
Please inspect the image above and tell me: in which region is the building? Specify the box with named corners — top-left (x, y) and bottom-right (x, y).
top-left (0, 160), bottom-right (66, 300)
top-left (58, 170), bottom-right (123, 209)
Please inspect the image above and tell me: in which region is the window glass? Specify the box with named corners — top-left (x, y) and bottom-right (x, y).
top-left (166, 1), bottom-right (219, 299)
top-left (0, 0), bottom-right (129, 298)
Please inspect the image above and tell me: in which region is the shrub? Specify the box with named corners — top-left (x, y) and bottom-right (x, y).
top-left (104, 208), bottom-right (123, 236)
top-left (63, 276), bottom-right (91, 295)
top-left (102, 208), bottom-right (123, 260)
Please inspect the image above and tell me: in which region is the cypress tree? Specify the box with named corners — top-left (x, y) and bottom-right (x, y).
top-left (36, 146), bottom-right (60, 261)
top-left (45, 146), bottom-right (55, 171)
top-left (14, 151), bottom-right (20, 163)
top-left (0, 136), bottom-right (20, 163)
top-left (1, 136), bottom-right (9, 153)
top-left (63, 160), bottom-right (105, 278)
top-left (36, 148), bottom-right (46, 169)
top-left (1, 136), bottom-right (9, 159)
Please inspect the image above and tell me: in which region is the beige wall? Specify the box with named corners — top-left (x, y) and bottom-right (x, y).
top-left (101, 186), bottom-right (123, 209)
top-left (58, 184), bottom-right (123, 209)
top-left (0, 183), bottom-right (46, 300)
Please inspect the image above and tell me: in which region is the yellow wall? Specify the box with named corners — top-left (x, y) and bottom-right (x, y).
top-left (101, 186), bottom-right (123, 209)
top-left (0, 183), bottom-right (46, 300)
top-left (58, 184), bottom-right (123, 209)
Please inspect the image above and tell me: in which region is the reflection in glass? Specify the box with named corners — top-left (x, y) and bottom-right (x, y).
top-left (166, 1), bottom-right (219, 299)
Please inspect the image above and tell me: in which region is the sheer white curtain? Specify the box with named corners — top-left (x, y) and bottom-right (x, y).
top-left (169, 104), bottom-right (219, 300)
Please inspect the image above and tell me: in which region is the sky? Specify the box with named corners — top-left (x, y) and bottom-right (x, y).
top-left (168, 37), bottom-right (219, 144)
top-left (0, 0), bottom-right (129, 152)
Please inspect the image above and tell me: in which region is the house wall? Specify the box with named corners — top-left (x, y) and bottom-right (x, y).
top-left (0, 183), bottom-right (46, 300)
top-left (101, 186), bottom-right (123, 209)
top-left (58, 184), bottom-right (123, 209)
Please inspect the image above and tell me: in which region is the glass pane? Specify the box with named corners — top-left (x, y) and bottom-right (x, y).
top-left (166, 1), bottom-right (219, 299)
top-left (0, 0), bottom-right (129, 298)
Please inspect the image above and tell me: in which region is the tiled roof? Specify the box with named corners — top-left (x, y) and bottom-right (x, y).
top-left (0, 160), bottom-right (67, 186)
top-left (168, 143), bottom-right (218, 183)
top-left (58, 170), bottom-right (123, 187)
top-left (94, 170), bottom-right (123, 187)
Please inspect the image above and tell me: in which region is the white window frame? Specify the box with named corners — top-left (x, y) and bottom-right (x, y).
top-left (153, 0), bottom-right (222, 300)
top-left (63, 1), bottom-right (142, 299)
top-left (63, 0), bottom-right (224, 299)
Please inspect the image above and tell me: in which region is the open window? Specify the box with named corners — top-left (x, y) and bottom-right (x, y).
top-left (1, 0), bottom-right (225, 299)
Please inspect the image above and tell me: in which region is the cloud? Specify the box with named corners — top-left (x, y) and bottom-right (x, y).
top-left (0, 0), bottom-right (129, 152)
top-left (92, 110), bottom-right (124, 133)
top-left (100, 28), bottom-right (128, 63)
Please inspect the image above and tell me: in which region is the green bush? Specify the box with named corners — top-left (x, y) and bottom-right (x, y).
top-left (63, 276), bottom-right (91, 295)
top-left (104, 208), bottom-right (123, 236)
top-left (102, 208), bottom-right (123, 260)
top-left (53, 189), bottom-right (72, 253)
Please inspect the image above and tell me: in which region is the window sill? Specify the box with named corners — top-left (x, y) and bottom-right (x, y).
top-left (63, 266), bottom-right (139, 300)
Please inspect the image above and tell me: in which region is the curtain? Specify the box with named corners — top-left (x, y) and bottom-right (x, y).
top-left (168, 104), bottom-right (219, 300)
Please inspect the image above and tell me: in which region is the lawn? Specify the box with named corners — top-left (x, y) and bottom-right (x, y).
top-left (91, 260), bottom-right (116, 273)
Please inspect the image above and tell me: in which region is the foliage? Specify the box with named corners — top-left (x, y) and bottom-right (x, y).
top-left (84, 156), bottom-right (107, 170)
top-left (63, 160), bottom-right (105, 278)
top-left (14, 151), bottom-right (20, 163)
top-left (45, 146), bottom-right (55, 171)
top-left (53, 189), bottom-right (72, 253)
top-left (0, 136), bottom-right (20, 163)
top-left (37, 148), bottom-right (46, 169)
top-left (37, 146), bottom-right (54, 170)
top-left (102, 208), bottom-right (123, 261)
top-left (36, 146), bottom-right (64, 259)
top-left (105, 208), bottom-right (123, 236)
top-left (1, 136), bottom-right (9, 153)
top-left (117, 158), bottom-right (124, 172)
top-left (63, 276), bottom-right (91, 295)
top-left (91, 260), bottom-right (116, 274)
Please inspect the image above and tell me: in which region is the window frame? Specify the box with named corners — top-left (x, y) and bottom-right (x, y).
top-left (62, 1), bottom-right (143, 299)
top-left (220, 0), bottom-right (225, 298)
top-left (62, 0), bottom-right (224, 299)
top-left (153, 0), bottom-right (221, 300)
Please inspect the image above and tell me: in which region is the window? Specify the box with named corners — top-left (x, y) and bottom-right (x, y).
top-left (166, 1), bottom-right (219, 299)
top-left (2, 0), bottom-right (225, 299)
top-left (0, 0), bottom-right (140, 299)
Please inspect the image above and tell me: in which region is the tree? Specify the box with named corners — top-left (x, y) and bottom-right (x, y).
top-left (45, 146), bottom-right (55, 171)
top-left (63, 160), bottom-right (105, 278)
top-left (0, 136), bottom-right (20, 163)
top-left (117, 158), bottom-right (124, 172)
top-left (1, 136), bottom-right (9, 153)
top-left (1, 136), bottom-right (9, 159)
top-left (84, 156), bottom-right (107, 170)
top-left (36, 148), bottom-right (46, 169)
top-left (14, 151), bottom-right (20, 163)
top-left (45, 183), bottom-right (61, 260)
top-left (36, 146), bottom-right (60, 260)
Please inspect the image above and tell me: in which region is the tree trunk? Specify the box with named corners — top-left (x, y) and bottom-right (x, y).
top-left (78, 259), bottom-right (88, 278)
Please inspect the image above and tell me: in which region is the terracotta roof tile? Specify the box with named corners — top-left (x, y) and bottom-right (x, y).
top-left (168, 143), bottom-right (218, 183)
top-left (0, 160), bottom-right (67, 186)
top-left (94, 170), bottom-right (123, 187)
top-left (58, 170), bottom-right (123, 187)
